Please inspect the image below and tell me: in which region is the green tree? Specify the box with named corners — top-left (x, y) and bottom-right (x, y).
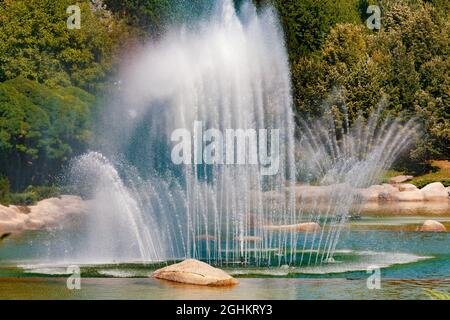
top-left (103, 0), bottom-right (213, 37)
top-left (272, 0), bottom-right (363, 61)
top-left (291, 0), bottom-right (449, 168)
top-left (0, 77), bottom-right (95, 190)
top-left (0, 0), bottom-right (122, 92)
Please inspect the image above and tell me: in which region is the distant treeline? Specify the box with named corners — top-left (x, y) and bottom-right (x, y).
top-left (0, 0), bottom-right (448, 194)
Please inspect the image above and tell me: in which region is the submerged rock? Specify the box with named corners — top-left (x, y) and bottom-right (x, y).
top-left (195, 234), bottom-right (217, 241)
top-left (234, 235), bottom-right (262, 242)
top-left (152, 259), bottom-right (238, 286)
top-left (264, 222), bottom-right (321, 232)
top-left (419, 220), bottom-right (446, 232)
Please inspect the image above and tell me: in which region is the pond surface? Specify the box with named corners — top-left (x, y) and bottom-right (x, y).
top-left (0, 216), bottom-right (448, 299)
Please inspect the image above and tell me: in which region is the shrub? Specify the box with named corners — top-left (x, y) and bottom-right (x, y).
top-left (24, 185), bottom-right (61, 202)
top-left (0, 176), bottom-right (10, 205)
top-left (9, 192), bottom-right (37, 206)
top-left (7, 185), bottom-right (61, 205)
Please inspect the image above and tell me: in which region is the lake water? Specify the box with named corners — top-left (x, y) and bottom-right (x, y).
top-left (0, 216), bottom-right (449, 299)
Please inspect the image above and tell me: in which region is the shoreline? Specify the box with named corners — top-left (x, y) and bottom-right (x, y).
top-left (1, 181), bottom-right (449, 239)
top-left (0, 196), bottom-right (88, 237)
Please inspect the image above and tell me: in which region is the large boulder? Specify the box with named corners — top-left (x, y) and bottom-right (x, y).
top-left (152, 259), bottom-right (238, 286)
top-left (0, 205), bottom-right (27, 233)
top-left (421, 182), bottom-right (449, 201)
top-left (263, 222), bottom-right (321, 232)
top-left (358, 184), bottom-right (399, 202)
top-left (377, 184), bottom-right (400, 201)
top-left (389, 175), bottom-right (413, 184)
top-left (293, 184), bottom-right (351, 202)
top-left (357, 185), bottom-right (384, 201)
top-left (358, 182), bottom-right (450, 203)
top-left (394, 190), bottom-right (424, 202)
top-left (419, 220), bottom-right (446, 232)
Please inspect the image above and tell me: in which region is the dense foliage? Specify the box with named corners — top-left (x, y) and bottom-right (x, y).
top-left (290, 0), bottom-right (449, 170)
top-left (0, 0), bottom-right (126, 193)
top-left (0, 0), bottom-right (448, 197)
top-left (0, 77), bottom-right (95, 190)
top-left (272, 0), bottom-right (363, 60)
top-left (0, 0), bottom-right (124, 91)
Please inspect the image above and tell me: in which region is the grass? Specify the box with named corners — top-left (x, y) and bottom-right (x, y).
top-left (424, 289), bottom-right (450, 300)
top-left (382, 160), bottom-right (450, 188)
top-left (410, 161), bottom-right (450, 188)
top-left (6, 185), bottom-right (61, 206)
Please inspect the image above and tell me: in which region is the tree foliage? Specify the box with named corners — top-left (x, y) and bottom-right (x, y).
top-left (291, 0), bottom-right (449, 168)
top-left (0, 0), bottom-right (448, 193)
top-left (103, 0), bottom-right (214, 38)
top-left (0, 77), bottom-right (95, 190)
top-left (272, 0), bottom-right (363, 60)
top-left (0, 0), bottom-right (123, 92)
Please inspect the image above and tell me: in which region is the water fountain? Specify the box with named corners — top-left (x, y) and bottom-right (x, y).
top-left (60, 0), bottom-right (418, 267)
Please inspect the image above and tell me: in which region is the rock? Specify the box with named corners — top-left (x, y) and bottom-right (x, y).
top-left (264, 222), bottom-right (321, 232)
top-left (24, 218), bottom-right (45, 230)
top-left (357, 185), bottom-right (383, 201)
top-left (398, 184), bottom-right (419, 192)
top-left (377, 184), bottom-right (401, 201)
top-left (394, 190), bottom-right (424, 201)
top-left (0, 219), bottom-right (24, 234)
top-left (358, 182), bottom-right (450, 203)
top-left (419, 220), bottom-right (446, 232)
top-left (382, 183), bottom-right (400, 193)
top-left (0, 195), bottom-right (88, 235)
top-left (358, 184), bottom-right (399, 202)
top-left (421, 182), bottom-right (449, 201)
top-left (378, 192), bottom-right (397, 201)
top-left (389, 175), bottom-right (413, 184)
top-left (234, 236), bottom-right (262, 242)
top-left (153, 259), bottom-right (238, 286)
top-left (294, 184), bottom-right (351, 203)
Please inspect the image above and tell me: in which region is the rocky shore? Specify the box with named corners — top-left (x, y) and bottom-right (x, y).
top-left (358, 182), bottom-right (450, 202)
top-left (0, 195), bottom-right (88, 238)
top-left (261, 180), bottom-right (450, 214)
top-left (1, 180), bottom-right (449, 240)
